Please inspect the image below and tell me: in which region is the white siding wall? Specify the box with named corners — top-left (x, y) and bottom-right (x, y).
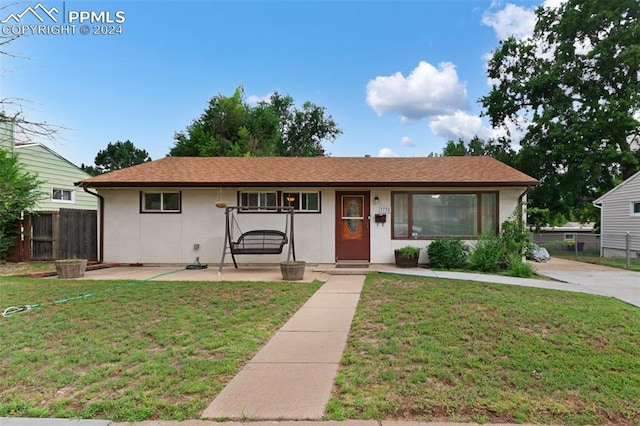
top-left (99, 186), bottom-right (527, 265)
top-left (599, 175), bottom-right (640, 253)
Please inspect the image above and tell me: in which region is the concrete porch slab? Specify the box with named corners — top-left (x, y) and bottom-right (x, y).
top-left (250, 331), bottom-right (349, 363)
top-left (201, 363), bottom-right (338, 420)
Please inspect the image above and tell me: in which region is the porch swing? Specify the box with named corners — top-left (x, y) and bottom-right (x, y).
top-left (217, 205), bottom-right (295, 274)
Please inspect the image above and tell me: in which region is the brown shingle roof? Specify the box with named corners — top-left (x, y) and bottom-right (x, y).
top-left (77, 156), bottom-right (538, 188)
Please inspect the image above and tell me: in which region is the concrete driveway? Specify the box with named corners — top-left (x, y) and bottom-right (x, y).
top-left (531, 257), bottom-right (640, 308)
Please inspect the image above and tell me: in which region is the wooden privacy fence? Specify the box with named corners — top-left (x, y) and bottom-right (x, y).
top-left (7, 208), bottom-right (97, 262)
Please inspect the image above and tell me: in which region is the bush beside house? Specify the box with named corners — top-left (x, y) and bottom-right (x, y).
top-left (426, 208), bottom-right (536, 277)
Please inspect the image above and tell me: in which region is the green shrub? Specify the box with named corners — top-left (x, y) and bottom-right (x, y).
top-left (506, 256), bottom-right (536, 277)
top-left (467, 204), bottom-right (534, 274)
top-left (395, 245), bottom-right (422, 258)
top-left (427, 238), bottom-right (468, 269)
top-left (469, 233), bottom-right (505, 272)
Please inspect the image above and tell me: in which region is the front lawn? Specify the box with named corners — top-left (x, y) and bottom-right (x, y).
top-left (327, 273), bottom-right (640, 425)
top-left (0, 277), bottom-right (321, 421)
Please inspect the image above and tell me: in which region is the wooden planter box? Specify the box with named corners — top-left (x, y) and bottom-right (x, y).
top-left (55, 259), bottom-right (87, 278)
top-left (394, 250), bottom-right (419, 268)
top-left (280, 260), bottom-right (306, 280)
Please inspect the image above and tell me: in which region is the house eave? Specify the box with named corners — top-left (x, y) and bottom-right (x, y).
top-left (78, 180), bottom-right (538, 189)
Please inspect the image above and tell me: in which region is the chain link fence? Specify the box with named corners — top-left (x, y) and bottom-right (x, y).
top-left (532, 232), bottom-right (640, 269)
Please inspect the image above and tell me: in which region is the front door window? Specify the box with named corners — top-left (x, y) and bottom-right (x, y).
top-left (342, 195), bottom-right (364, 240)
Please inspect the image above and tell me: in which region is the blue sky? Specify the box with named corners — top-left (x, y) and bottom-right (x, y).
top-left (1, 0), bottom-right (546, 168)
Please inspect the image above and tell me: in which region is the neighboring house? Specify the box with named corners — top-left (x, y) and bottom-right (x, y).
top-left (14, 143), bottom-right (97, 211)
top-left (78, 156), bottom-right (537, 266)
top-left (0, 120), bottom-right (13, 151)
top-left (532, 222), bottom-right (598, 253)
top-left (593, 171), bottom-right (640, 258)
top-left (1, 120), bottom-right (98, 261)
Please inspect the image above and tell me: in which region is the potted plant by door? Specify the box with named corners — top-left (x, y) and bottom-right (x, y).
top-left (394, 245), bottom-right (422, 268)
top-left (55, 258), bottom-right (87, 278)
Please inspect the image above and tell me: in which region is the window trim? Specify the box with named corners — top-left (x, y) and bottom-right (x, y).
top-left (631, 201), bottom-right (640, 217)
top-left (139, 191), bottom-right (182, 214)
top-left (391, 191), bottom-right (499, 240)
top-left (51, 187), bottom-right (75, 204)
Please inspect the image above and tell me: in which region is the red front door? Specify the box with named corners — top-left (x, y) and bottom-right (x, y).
top-left (335, 191), bottom-right (370, 262)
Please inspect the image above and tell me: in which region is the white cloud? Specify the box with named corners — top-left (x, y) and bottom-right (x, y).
top-left (482, 3), bottom-right (537, 40)
top-left (247, 93), bottom-right (272, 104)
top-left (366, 61), bottom-right (468, 122)
top-left (482, 1), bottom-right (565, 41)
top-left (400, 136), bottom-right (414, 147)
top-left (428, 110), bottom-right (530, 149)
top-left (429, 110), bottom-right (489, 141)
top-left (377, 148), bottom-right (399, 157)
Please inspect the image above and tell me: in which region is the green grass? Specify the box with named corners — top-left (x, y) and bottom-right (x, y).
top-left (552, 253), bottom-right (640, 272)
top-left (0, 277), bottom-right (321, 421)
top-left (326, 273), bottom-right (640, 425)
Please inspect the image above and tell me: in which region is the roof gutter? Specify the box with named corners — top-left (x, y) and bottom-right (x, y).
top-left (81, 186), bottom-right (104, 263)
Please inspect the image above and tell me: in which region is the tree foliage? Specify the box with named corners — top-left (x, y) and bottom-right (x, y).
top-left (0, 149), bottom-right (44, 259)
top-left (81, 140), bottom-right (152, 176)
top-left (170, 87), bottom-right (342, 157)
top-left (481, 0), bottom-right (640, 222)
top-left (441, 136), bottom-right (517, 165)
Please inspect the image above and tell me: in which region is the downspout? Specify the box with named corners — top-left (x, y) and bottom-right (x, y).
top-left (82, 186), bottom-right (104, 263)
top-left (518, 186), bottom-right (532, 228)
top-left (592, 200), bottom-right (603, 257)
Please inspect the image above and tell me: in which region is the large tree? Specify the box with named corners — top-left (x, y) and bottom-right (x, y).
top-left (81, 140), bottom-right (152, 176)
top-left (267, 92), bottom-right (342, 157)
top-left (170, 87), bottom-right (280, 157)
top-left (170, 87), bottom-right (342, 157)
top-left (481, 0), bottom-right (640, 221)
top-left (0, 149), bottom-right (44, 260)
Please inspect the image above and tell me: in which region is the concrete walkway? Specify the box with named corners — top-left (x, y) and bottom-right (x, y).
top-left (201, 274), bottom-right (364, 420)
top-left (381, 258), bottom-right (640, 308)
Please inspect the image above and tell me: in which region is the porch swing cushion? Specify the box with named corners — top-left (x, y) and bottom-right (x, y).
top-left (231, 230), bottom-right (288, 255)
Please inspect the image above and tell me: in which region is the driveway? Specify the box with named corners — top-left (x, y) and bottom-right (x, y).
top-left (531, 257), bottom-right (640, 308)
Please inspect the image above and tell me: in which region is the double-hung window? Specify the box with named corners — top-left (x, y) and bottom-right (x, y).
top-left (141, 191), bottom-right (181, 213)
top-left (392, 192), bottom-right (498, 239)
top-left (631, 201), bottom-right (640, 217)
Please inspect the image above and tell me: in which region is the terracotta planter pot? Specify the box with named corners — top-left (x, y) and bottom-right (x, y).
top-left (280, 260), bottom-right (306, 280)
top-left (55, 259), bottom-right (87, 278)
